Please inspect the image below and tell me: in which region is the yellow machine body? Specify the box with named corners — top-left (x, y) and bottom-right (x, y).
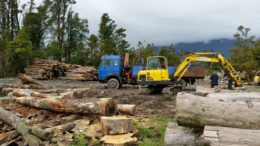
top-left (137, 56), bottom-right (171, 84)
top-left (254, 71), bottom-right (260, 85)
top-left (137, 52), bottom-right (243, 87)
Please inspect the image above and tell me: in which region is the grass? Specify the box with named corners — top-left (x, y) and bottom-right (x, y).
top-left (135, 115), bottom-right (176, 146)
top-left (70, 133), bottom-right (86, 146)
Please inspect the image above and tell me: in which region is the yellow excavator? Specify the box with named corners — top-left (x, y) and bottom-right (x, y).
top-left (137, 52), bottom-right (242, 95)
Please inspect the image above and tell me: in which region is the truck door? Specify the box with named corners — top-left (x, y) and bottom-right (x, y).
top-left (98, 59), bottom-right (113, 80)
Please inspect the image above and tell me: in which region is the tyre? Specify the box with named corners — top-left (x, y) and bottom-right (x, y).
top-left (107, 78), bottom-right (120, 89)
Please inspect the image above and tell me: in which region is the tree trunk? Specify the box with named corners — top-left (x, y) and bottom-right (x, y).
top-left (117, 104), bottom-right (136, 116)
top-left (203, 126), bottom-right (260, 146)
top-left (0, 107), bottom-right (52, 146)
top-left (46, 122), bottom-right (75, 132)
top-left (101, 116), bottom-right (133, 135)
top-left (164, 122), bottom-right (208, 146)
top-left (0, 130), bottom-right (19, 144)
top-left (12, 89), bottom-right (47, 98)
top-left (17, 73), bottom-right (45, 87)
top-left (16, 97), bottom-right (117, 116)
top-left (206, 92), bottom-right (260, 99)
top-left (176, 92), bottom-right (260, 129)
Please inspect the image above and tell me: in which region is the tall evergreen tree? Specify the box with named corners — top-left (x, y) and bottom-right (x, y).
top-left (50, 0), bottom-right (76, 61)
top-left (98, 13), bottom-right (129, 55)
top-left (65, 9), bottom-right (88, 62)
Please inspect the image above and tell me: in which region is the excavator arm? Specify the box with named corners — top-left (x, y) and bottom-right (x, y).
top-left (174, 52), bottom-right (242, 86)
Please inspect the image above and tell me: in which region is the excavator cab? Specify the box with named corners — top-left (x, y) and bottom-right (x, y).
top-left (137, 56), bottom-right (171, 85)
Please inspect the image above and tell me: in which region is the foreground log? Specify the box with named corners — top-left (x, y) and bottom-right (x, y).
top-left (101, 116), bottom-right (133, 135)
top-left (17, 73), bottom-right (45, 87)
top-left (16, 97), bottom-right (117, 116)
top-left (60, 88), bottom-right (90, 99)
top-left (0, 130), bottom-right (19, 144)
top-left (203, 126), bottom-right (260, 146)
top-left (206, 92), bottom-right (260, 99)
top-left (46, 122), bottom-right (75, 132)
top-left (164, 123), bottom-right (208, 146)
top-left (176, 92), bottom-right (260, 129)
top-left (12, 89), bottom-right (47, 98)
top-left (0, 107), bottom-right (52, 146)
top-left (117, 104), bottom-right (137, 116)
top-left (101, 133), bottom-right (137, 146)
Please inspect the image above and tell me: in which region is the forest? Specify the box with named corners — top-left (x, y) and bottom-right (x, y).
top-left (0, 0), bottom-right (259, 78)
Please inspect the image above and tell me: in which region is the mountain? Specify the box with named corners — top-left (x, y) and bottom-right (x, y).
top-left (157, 38), bottom-right (237, 58)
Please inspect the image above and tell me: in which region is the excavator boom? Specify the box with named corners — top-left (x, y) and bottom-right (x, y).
top-left (174, 52), bottom-right (242, 86)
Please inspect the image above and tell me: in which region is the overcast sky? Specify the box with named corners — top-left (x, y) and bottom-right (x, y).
top-left (25, 0), bottom-right (260, 46)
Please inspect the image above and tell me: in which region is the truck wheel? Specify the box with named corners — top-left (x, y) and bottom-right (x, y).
top-left (108, 78), bottom-right (120, 89)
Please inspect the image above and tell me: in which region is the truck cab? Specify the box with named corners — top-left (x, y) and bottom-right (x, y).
top-left (98, 55), bottom-right (144, 89)
top-left (98, 56), bottom-right (122, 88)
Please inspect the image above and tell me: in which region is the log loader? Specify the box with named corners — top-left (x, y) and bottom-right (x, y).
top-left (137, 52), bottom-right (242, 95)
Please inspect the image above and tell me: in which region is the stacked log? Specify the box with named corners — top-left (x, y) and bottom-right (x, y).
top-left (24, 58), bottom-right (68, 80)
top-left (24, 58), bottom-right (98, 81)
top-left (172, 91), bottom-right (260, 146)
top-left (63, 65), bottom-right (98, 81)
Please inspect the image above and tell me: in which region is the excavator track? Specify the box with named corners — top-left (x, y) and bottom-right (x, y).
top-left (162, 86), bottom-right (183, 96)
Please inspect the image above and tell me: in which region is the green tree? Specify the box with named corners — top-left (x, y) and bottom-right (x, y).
top-left (65, 9), bottom-right (88, 62)
top-left (85, 34), bottom-right (100, 67)
top-left (158, 47), bottom-right (180, 66)
top-left (50, 0), bottom-right (76, 61)
top-left (98, 13), bottom-right (129, 55)
top-left (231, 25), bottom-right (257, 79)
top-left (252, 40), bottom-right (260, 69)
top-left (133, 41), bottom-right (155, 64)
top-left (6, 28), bottom-right (32, 74)
top-left (23, 0), bottom-right (51, 51)
top-left (233, 25), bottom-right (255, 49)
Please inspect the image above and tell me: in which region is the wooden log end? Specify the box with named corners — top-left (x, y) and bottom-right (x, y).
top-left (99, 98), bottom-right (117, 116)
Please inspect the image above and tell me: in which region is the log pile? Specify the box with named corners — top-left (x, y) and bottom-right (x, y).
top-left (167, 89), bottom-right (260, 146)
top-left (62, 65), bottom-right (98, 81)
top-left (24, 58), bottom-right (68, 80)
top-left (0, 76), bottom-right (137, 146)
top-left (24, 59), bottom-right (98, 81)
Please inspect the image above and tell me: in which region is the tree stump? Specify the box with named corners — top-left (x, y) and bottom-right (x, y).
top-left (101, 116), bottom-right (133, 135)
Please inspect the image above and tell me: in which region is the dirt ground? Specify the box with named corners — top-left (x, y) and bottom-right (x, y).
top-left (0, 78), bottom-right (176, 117)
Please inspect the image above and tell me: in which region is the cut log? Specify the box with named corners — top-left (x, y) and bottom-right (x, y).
top-left (0, 130), bottom-right (19, 144)
top-left (16, 97), bottom-right (117, 116)
top-left (164, 122), bottom-right (208, 146)
top-left (60, 88), bottom-right (90, 99)
top-left (17, 83), bottom-right (46, 89)
top-left (17, 73), bottom-right (45, 87)
top-left (46, 122), bottom-right (75, 132)
top-left (101, 133), bottom-right (137, 146)
top-left (12, 89), bottom-right (47, 98)
top-left (203, 126), bottom-right (260, 146)
top-left (0, 97), bottom-right (16, 105)
top-left (117, 104), bottom-right (137, 116)
top-left (206, 92), bottom-right (260, 99)
top-left (0, 107), bottom-right (52, 146)
top-left (176, 92), bottom-right (260, 129)
top-left (101, 116), bottom-right (133, 135)
top-left (1, 87), bottom-right (15, 94)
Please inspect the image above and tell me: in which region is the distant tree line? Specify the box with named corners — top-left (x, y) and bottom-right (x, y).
top-left (0, 0), bottom-right (180, 77)
top-left (0, 0), bottom-right (259, 79)
top-left (231, 25), bottom-right (260, 79)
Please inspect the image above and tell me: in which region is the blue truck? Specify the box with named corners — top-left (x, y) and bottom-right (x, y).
top-left (98, 55), bottom-right (176, 89)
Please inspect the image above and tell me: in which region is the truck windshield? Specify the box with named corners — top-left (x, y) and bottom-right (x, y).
top-left (102, 60), bottom-right (113, 67)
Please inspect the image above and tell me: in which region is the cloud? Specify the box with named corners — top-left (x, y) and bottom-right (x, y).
top-left (21, 0), bottom-right (260, 46)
